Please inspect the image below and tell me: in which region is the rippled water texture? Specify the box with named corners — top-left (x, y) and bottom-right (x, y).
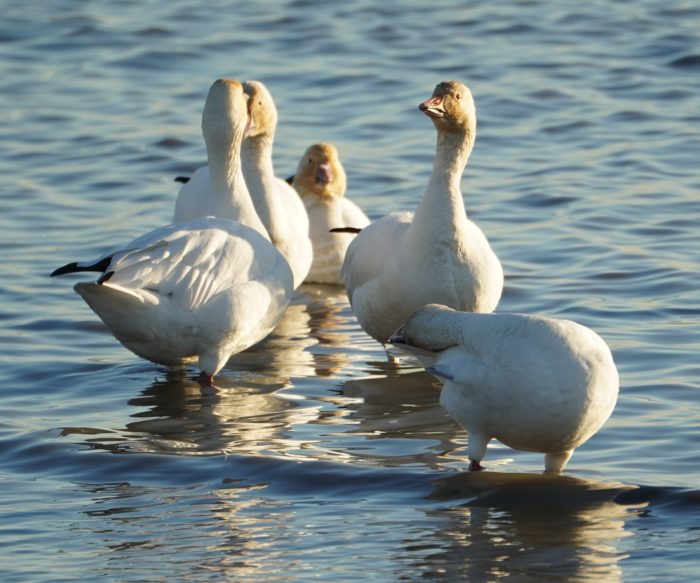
top-left (2, 0), bottom-right (700, 580)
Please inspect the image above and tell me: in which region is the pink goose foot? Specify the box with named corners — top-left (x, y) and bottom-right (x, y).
top-left (197, 371), bottom-right (214, 386)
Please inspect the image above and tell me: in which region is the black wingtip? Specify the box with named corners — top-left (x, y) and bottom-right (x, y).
top-left (174, 176), bottom-right (190, 184)
top-left (284, 174), bottom-right (295, 186)
top-left (50, 256), bottom-right (113, 278)
top-left (329, 227), bottom-right (363, 234)
top-left (50, 262), bottom-right (79, 277)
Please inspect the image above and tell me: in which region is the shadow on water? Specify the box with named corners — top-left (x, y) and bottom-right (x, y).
top-left (405, 472), bottom-right (638, 581)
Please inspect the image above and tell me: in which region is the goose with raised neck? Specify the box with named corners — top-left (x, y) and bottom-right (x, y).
top-left (341, 80), bottom-right (503, 346)
top-left (173, 79), bottom-right (268, 238)
top-left (239, 80), bottom-right (312, 288)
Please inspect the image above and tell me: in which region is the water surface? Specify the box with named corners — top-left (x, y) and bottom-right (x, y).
top-left (2, 0), bottom-right (700, 580)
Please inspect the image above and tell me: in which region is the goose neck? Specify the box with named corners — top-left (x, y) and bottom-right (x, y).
top-left (241, 134), bottom-right (275, 178)
top-left (428, 128), bottom-right (474, 194)
top-left (240, 135), bottom-right (277, 232)
top-left (207, 140), bottom-right (268, 237)
top-left (410, 127), bottom-right (474, 238)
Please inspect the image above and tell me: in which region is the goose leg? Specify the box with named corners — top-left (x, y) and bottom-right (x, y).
top-left (544, 450), bottom-right (573, 473)
top-left (197, 371), bottom-right (214, 386)
top-left (467, 432), bottom-right (490, 472)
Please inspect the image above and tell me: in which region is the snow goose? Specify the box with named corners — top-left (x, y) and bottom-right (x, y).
top-left (292, 143), bottom-right (370, 284)
top-left (173, 79), bottom-right (312, 289)
top-left (173, 79), bottom-right (268, 237)
top-left (390, 304), bottom-right (619, 473)
top-left (51, 217), bottom-right (294, 385)
top-left (240, 80), bottom-right (313, 288)
top-left (341, 81), bottom-right (503, 345)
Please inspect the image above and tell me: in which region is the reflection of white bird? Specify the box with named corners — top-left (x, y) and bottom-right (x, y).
top-left (229, 298), bottom-right (317, 381)
top-left (341, 81), bottom-right (503, 345)
top-left (292, 143), bottom-right (370, 285)
top-left (51, 217), bottom-right (294, 384)
top-left (391, 304), bottom-right (619, 473)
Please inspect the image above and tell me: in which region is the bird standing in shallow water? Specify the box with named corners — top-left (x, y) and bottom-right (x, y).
top-left (53, 79), bottom-right (295, 384)
top-left (391, 304), bottom-right (619, 473)
top-left (240, 80), bottom-right (312, 289)
top-left (51, 217), bottom-right (294, 385)
top-left (340, 81), bottom-right (503, 348)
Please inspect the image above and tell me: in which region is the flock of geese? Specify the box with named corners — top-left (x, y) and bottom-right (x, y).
top-left (52, 79), bottom-right (619, 473)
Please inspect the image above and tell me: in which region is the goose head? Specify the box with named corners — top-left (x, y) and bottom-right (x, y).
top-left (242, 80), bottom-right (278, 139)
top-left (293, 143), bottom-right (347, 200)
top-left (419, 80), bottom-right (476, 134)
top-left (389, 304), bottom-right (458, 350)
top-left (201, 78), bottom-right (250, 148)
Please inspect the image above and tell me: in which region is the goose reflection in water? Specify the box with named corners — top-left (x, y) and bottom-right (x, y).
top-left (297, 370), bottom-right (458, 469)
top-left (301, 284), bottom-right (357, 376)
top-left (408, 472), bottom-right (643, 582)
top-left (123, 374), bottom-right (319, 458)
top-left (225, 298), bottom-right (317, 381)
top-left (227, 285), bottom-right (357, 381)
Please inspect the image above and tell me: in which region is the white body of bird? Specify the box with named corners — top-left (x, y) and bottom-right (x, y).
top-left (174, 79), bottom-right (312, 288)
top-left (341, 81), bottom-right (503, 344)
top-left (52, 217), bottom-right (294, 382)
top-left (391, 304), bottom-right (619, 473)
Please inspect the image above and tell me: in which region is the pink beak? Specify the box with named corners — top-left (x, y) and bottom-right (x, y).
top-left (316, 163), bottom-right (332, 185)
top-left (419, 95), bottom-right (446, 118)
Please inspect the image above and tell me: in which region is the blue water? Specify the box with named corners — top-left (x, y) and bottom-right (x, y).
top-left (2, 0), bottom-right (700, 580)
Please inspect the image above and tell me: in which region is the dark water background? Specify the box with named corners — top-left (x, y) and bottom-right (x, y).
top-left (2, 0), bottom-right (700, 580)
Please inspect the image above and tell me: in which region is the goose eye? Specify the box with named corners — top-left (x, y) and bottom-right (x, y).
top-left (308, 158), bottom-right (313, 164)
top-left (455, 93), bottom-right (461, 100)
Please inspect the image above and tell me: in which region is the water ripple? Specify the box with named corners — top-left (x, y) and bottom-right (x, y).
top-left (2, 0), bottom-right (700, 580)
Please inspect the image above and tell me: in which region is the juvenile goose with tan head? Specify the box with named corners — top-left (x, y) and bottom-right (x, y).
top-left (391, 304), bottom-right (619, 473)
top-left (292, 143), bottom-right (370, 285)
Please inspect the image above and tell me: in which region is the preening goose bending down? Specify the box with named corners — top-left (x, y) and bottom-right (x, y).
top-left (390, 304), bottom-right (619, 473)
top-left (292, 143), bottom-right (370, 285)
top-left (340, 81), bottom-right (503, 346)
top-left (51, 217), bottom-right (294, 384)
top-left (173, 79), bottom-right (268, 238)
top-left (173, 79), bottom-right (312, 288)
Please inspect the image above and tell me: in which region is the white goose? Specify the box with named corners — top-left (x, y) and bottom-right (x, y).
top-left (173, 79), bottom-right (268, 238)
top-left (51, 217), bottom-right (294, 384)
top-left (173, 79), bottom-right (312, 289)
top-left (390, 304), bottom-right (619, 473)
top-left (292, 143), bottom-right (370, 285)
top-left (240, 80), bottom-right (313, 289)
top-left (341, 81), bottom-right (503, 345)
